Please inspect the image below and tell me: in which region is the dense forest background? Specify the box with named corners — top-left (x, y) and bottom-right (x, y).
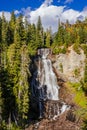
top-left (0, 11), bottom-right (87, 129)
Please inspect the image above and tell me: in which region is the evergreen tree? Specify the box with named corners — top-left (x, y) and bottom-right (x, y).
top-left (18, 45), bottom-right (30, 124)
top-left (46, 28), bottom-right (52, 47)
top-left (7, 43), bottom-right (21, 124)
top-left (28, 24), bottom-right (36, 46)
top-left (1, 12), bottom-right (8, 45)
top-left (0, 17), bottom-right (2, 44)
top-left (9, 11), bottom-right (16, 43)
top-left (1, 12), bottom-right (8, 68)
top-left (0, 68), bottom-right (15, 123)
top-left (0, 73), bottom-right (3, 124)
top-left (14, 14), bottom-right (25, 45)
top-left (54, 22), bottom-right (65, 46)
top-left (37, 16), bottom-right (42, 32)
top-left (36, 16), bottom-right (43, 48)
top-left (10, 11), bottom-right (16, 30)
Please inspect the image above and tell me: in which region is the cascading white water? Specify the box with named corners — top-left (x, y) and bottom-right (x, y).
top-left (38, 54), bottom-right (59, 100)
top-left (31, 48), bottom-right (70, 118)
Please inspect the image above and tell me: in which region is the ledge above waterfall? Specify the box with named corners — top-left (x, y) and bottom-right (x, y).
top-left (37, 48), bottom-right (52, 59)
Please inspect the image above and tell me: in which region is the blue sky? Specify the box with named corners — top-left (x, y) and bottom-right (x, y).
top-left (0, 0), bottom-right (87, 32)
top-left (0, 0), bottom-right (86, 12)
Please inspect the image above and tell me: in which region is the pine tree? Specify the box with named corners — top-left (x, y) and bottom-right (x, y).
top-left (1, 12), bottom-right (8, 45)
top-left (14, 14), bottom-right (25, 45)
top-left (54, 22), bottom-right (65, 47)
top-left (9, 11), bottom-right (16, 43)
top-left (36, 16), bottom-right (43, 48)
top-left (18, 45), bottom-right (30, 124)
top-left (24, 17), bottom-right (30, 44)
top-left (0, 75), bottom-right (3, 124)
top-left (0, 17), bottom-right (2, 44)
top-left (0, 68), bottom-right (15, 123)
top-left (27, 24), bottom-right (36, 46)
top-left (1, 12), bottom-right (8, 68)
top-left (10, 11), bottom-right (16, 30)
top-left (46, 28), bottom-right (52, 47)
top-left (37, 16), bottom-right (42, 32)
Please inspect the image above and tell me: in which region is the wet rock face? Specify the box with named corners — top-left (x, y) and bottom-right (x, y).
top-left (44, 100), bottom-right (70, 120)
top-left (37, 48), bottom-right (52, 57)
top-left (30, 48), bottom-right (70, 121)
top-left (44, 100), bottom-right (60, 119)
top-left (30, 48), bottom-right (60, 119)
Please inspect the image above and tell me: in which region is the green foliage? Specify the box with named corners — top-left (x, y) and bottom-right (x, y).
top-left (81, 44), bottom-right (87, 57)
top-left (59, 63), bottom-right (63, 73)
top-left (8, 123), bottom-right (21, 130)
top-left (73, 43), bottom-right (80, 54)
top-left (1, 12), bottom-right (7, 45)
top-left (0, 68), bottom-right (15, 122)
top-left (67, 82), bottom-right (87, 108)
top-left (52, 45), bottom-right (66, 54)
top-left (73, 68), bottom-right (80, 78)
top-left (0, 120), bottom-right (8, 130)
top-left (53, 24), bottom-right (65, 47)
top-left (81, 45), bottom-right (87, 93)
top-left (52, 46), bottom-right (60, 54)
top-left (83, 61), bottom-right (87, 92)
top-left (0, 121), bottom-right (21, 130)
top-left (82, 119), bottom-right (87, 130)
top-left (67, 81), bottom-right (87, 129)
top-left (7, 44), bottom-right (31, 126)
top-left (17, 45), bottom-right (30, 121)
top-left (36, 16), bottom-right (44, 48)
top-left (37, 16), bottom-right (42, 32)
top-left (45, 28), bottom-right (53, 47)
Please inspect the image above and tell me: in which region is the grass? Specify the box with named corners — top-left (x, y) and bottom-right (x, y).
top-left (66, 81), bottom-right (87, 127)
top-left (67, 82), bottom-right (87, 108)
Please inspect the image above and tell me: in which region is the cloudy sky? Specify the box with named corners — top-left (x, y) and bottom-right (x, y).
top-left (0, 0), bottom-right (87, 32)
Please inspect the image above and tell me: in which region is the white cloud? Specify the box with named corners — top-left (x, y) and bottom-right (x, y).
top-left (21, 2), bottom-right (87, 32)
top-left (61, 9), bottom-right (80, 23)
top-left (60, 7), bottom-right (87, 23)
top-left (42, 0), bottom-right (53, 7)
top-left (80, 7), bottom-right (87, 20)
top-left (65, 0), bottom-right (73, 4)
top-left (14, 10), bottom-right (20, 15)
top-left (29, 5), bottom-right (65, 32)
top-left (0, 0), bottom-right (87, 33)
top-left (21, 7), bottom-right (31, 17)
top-left (83, 6), bottom-right (87, 12)
top-left (0, 12), bottom-right (11, 21)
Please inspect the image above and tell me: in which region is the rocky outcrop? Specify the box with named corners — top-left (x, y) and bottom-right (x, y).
top-left (53, 46), bottom-right (86, 82)
top-left (26, 110), bottom-right (81, 130)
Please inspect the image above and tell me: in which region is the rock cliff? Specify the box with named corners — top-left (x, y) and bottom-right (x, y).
top-left (53, 46), bottom-right (85, 82)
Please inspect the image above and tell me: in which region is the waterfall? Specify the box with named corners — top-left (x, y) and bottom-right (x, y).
top-left (38, 49), bottom-right (59, 101)
top-left (31, 48), bottom-right (69, 119)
